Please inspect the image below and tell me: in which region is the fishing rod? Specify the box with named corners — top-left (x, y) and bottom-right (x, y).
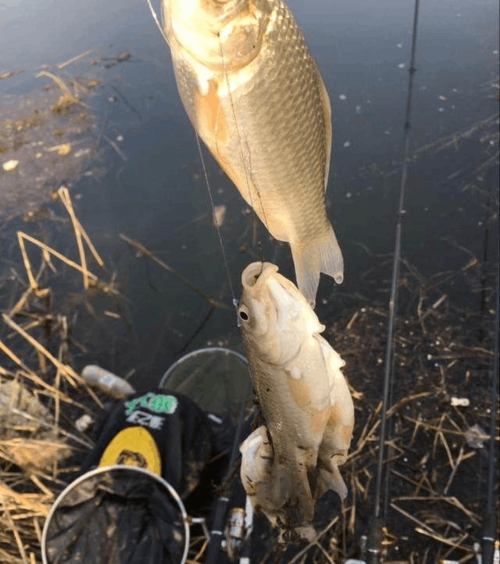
top-left (481, 263), bottom-right (499, 564)
top-left (205, 379), bottom-right (253, 564)
top-left (365, 1), bottom-right (421, 562)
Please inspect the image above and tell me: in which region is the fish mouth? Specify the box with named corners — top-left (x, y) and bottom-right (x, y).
top-left (241, 262), bottom-right (279, 291)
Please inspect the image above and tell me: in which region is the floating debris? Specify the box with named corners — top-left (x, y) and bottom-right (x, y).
top-left (213, 205), bottom-right (226, 227)
top-left (339, 94), bottom-right (347, 100)
top-left (81, 364), bottom-right (136, 398)
top-left (47, 143), bottom-right (72, 156)
top-left (2, 159), bottom-right (19, 172)
top-left (0, 69), bottom-right (25, 80)
top-left (0, 61), bottom-right (104, 218)
top-left (116, 52), bottom-right (132, 63)
top-left (74, 148), bottom-right (91, 158)
top-left (450, 396), bottom-right (470, 407)
top-left (465, 424), bottom-right (488, 449)
top-left (99, 52), bottom-right (133, 69)
top-left (56, 48), bottom-right (94, 70)
top-left (75, 414), bottom-right (94, 433)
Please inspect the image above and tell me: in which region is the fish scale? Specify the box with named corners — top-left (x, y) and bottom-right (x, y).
top-left (162, 0), bottom-right (344, 305)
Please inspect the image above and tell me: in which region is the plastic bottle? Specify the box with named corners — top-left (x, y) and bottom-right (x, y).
top-left (81, 365), bottom-right (136, 399)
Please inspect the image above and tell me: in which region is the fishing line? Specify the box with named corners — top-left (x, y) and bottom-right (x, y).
top-left (147, 0), bottom-right (238, 306)
top-left (366, 0), bottom-right (421, 561)
top-left (146, 0), bottom-right (170, 47)
top-left (218, 34), bottom-right (271, 266)
top-left (194, 132), bottom-right (238, 306)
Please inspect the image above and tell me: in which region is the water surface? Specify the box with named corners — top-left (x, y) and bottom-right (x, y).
top-left (1, 0), bottom-right (498, 383)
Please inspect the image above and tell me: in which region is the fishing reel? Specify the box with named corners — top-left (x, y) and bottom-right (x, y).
top-left (222, 500), bottom-right (254, 562)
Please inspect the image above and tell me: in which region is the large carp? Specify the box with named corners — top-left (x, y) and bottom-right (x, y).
top-left (238, 262), bottom-right (354, 536)
top-left (162, 0), bottom-right (344, 305)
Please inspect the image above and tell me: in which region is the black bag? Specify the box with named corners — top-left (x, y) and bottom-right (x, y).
top-left (43, 390), bottom-right (216, 564)
top-left (81, 389), bottom-right (214, 499)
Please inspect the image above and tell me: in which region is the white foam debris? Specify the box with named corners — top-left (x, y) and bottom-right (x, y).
top-left (465, 424), bottom-right (487, 448)
top-left (74, 148), bottom-right (91, 158)
top-left (213, 204), bottom-right (226, 227)
top-left (75, 414), bottom-right (94, 432)
top-left (2, 159), bottom-right (19, 172)
top-left (450, 397), bottom-right (469, 407)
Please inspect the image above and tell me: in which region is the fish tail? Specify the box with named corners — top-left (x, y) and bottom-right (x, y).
top-left (313, 464), bottom-right (348, 501)
top-left (273, 467), bottom-right (314, 526)
top-left (291, 225), bottom-right (344, 306)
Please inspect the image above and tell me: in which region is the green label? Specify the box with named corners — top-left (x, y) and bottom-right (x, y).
top-left (124, 393), bottom-right (178, 416)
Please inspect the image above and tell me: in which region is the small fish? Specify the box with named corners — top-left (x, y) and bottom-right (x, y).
top-left (238, 262), bottom-right (354, 533)
top-left (162, 0), bottom-right (344, 305)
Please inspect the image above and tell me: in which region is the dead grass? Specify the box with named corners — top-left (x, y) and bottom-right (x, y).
top-left (0, 189), bottom-right (108, 564)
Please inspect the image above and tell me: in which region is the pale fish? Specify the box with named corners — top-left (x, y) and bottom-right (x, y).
top-left (238, 262), bottom-right (354, 534)
top-left (162, 0), bottom-right (344, 305)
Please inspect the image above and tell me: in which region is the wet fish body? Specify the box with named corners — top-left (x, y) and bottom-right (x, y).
top-left (162, 0), bottom-right (344, 304)
top-left (238, 262), bottom-right (354, 531)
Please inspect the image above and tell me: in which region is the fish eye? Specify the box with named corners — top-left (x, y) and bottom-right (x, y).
top-left (238, 306), bottom-right (250, 322)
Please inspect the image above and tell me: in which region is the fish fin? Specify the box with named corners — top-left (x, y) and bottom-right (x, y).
top-left (317, 72), bottom-right (332, 191)
top-left (240, 426), bottom-right (273, 489)
top-left (312, 463), bottom-right (348, 501)
top-left (314, 423), bottom-right (350, 501)
top-left (291, 225), bottom-right (344, 306)
top-left (277, 524), bottom-right (317, 545)
top-left (269, 464), bottom-right (315, 527)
